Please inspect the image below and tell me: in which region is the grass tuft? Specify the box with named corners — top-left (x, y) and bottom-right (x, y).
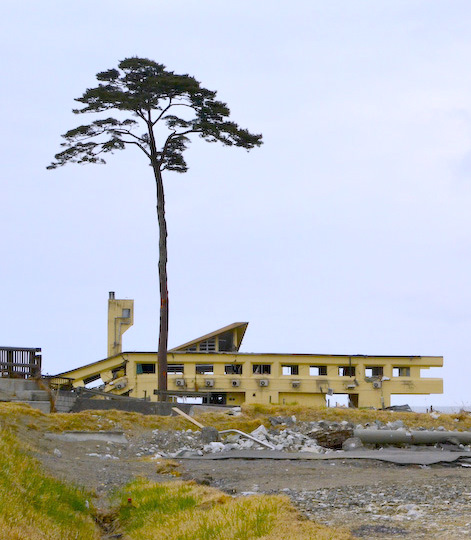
top-left (115, 480), bottom-right (352, 539)
top-left (0, 427), bottom-right (99, 539)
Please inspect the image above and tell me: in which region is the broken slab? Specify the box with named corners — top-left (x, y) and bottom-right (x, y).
top-left (180, 448), bottom-right (471, 466)
top-left (45, 431), bottom-right (128, 444)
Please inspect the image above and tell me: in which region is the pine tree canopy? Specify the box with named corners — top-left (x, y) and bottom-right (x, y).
top-left (48, 57), bottom-right (263, 172)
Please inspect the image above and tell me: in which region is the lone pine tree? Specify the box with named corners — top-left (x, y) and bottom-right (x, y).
top-left (48, 57), bottom-right (262, 398)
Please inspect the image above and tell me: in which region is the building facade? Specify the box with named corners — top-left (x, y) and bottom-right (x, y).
top-left (58, 293), bottom-right (443, 409)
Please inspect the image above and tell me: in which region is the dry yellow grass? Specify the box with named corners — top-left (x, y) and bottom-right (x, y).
top-left (116, 479), bottom-right (353, 540)
top-left (0, 403), bottom-right (354, 539)
top-left (221, 404), bottom-right (463, 432)
top-left (1, 401), bottom-right (470, 435)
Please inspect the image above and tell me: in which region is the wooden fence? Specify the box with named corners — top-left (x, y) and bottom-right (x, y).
top-left (0, 347), bottom-right (41, 378)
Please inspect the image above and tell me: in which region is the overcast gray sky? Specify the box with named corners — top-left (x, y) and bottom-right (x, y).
top-left (3, 1), bottom-right (471, 407)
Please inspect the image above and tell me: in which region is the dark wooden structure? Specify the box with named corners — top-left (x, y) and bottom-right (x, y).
top-left (0, 347), bottom-right (41, 378)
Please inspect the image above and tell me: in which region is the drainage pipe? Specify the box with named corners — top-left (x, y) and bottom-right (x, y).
top-left (354, 429), bottom-right (471, 445)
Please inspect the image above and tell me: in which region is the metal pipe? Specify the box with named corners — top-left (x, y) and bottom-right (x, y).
top-left (354, 429), bottom-right (471, 445)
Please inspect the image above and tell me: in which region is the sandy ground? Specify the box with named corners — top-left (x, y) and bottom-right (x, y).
top-left (29, 428), bottom-right (471, 539)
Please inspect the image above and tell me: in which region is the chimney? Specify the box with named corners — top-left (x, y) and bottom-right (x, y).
top-left (109, 291), bottom-right (115, 300)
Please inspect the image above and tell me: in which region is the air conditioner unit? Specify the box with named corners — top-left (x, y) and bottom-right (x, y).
top-left (175, 378), bottom-right (186, 387)
top-left (373, 380), bottom-right (382, 389)
top-left (291, 381), bottom-right (301, 389)
top-left (204, 379), bottom-right (215, 387)
top-left (231, 379), bottom-right (241, 387)
top-left (258, 379), bottom-right (269, 387)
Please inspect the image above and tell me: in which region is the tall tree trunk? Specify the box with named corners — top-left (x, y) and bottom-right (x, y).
top-left (154, 164), bottom-right (168, 400)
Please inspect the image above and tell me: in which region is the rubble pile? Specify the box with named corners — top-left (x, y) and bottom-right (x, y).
top-left (125, 413), bottom-right (471, 459)
top-left (139, 416), bottom-right (358, 458)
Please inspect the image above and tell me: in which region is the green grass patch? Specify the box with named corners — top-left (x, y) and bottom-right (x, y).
top-left (0, 427), bottom-right (99, 540)
top-left (115, 479), bottom-right (352, 539)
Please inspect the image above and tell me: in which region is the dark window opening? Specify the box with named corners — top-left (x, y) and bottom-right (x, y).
top-left (365, 366), bottom-right (383, 378)
top-left (168, 364), bottom-right (184, 374)
top-left (202, 393), bottom-right (226, 405)
top-left (339, 366), bottom-right (356, 377)
top-left (136, 363), bottom-right (156, 375)
top-left (218, 331), bottom-right (235, 352)
top-left (83, 374), bottom-right (101, 385)
top-left (253, 364), bottom-right (271, 375)
top-left (122, 308), bottom-right (131, 318)
top-left (196, 364), bottom-right (214, 375)
top-left (225, 364), bottom-right (243, 375)
top-left (185, 345), bottom-right (197, 352)
top-left (310, 365), bottom-right (327, 376)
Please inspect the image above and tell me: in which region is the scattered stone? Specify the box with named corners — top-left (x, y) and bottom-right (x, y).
top-left (53, 448), bottom-right (62, 458)
top-left (342, 437), bottom-right (363, 451)
top-left (201, 426), bottom-right (220, 444)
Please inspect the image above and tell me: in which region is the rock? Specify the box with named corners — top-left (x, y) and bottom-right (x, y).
top-left (203, 442), bottom-right (225, 453)
top-left (342, 437), bottom-right (364, 451)
top-left (386, 420), bottom-right (404, 430)
top-left (53, 448), bottom-right (62, 458)
top-left (201, 426), bottom-right (220, 444)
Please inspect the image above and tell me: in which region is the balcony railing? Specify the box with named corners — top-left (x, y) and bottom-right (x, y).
top-left (0, 347), bottom-right (41, 378)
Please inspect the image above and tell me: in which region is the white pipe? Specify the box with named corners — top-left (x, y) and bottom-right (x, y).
top-left (220, 429), bottom-right (275, 450)
top-left (354, 429), bottom-right (471, 445)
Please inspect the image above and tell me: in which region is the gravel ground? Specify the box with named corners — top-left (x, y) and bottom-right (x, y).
top-left (28, 424), bottom-right (471, 539)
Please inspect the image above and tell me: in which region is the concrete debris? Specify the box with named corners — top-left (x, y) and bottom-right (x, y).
top-left (61, 418), bottom-right (471, 462)
top-left (46, 431), bottom-right (128, 444)
top-left (201, 426), bottom-right (219, 444)
top-left (342, 437), bottom-right (363, 451)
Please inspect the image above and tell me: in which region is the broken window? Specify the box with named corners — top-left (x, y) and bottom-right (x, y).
top-left (196, 364), bottom-right (214, 375)
top-left (225, 364), bottom-right (243, 375)
top-left (282, 365), bottom-right (299, 376)
top-left (310, 365), bottom-right (327, 376)
top-left (83, 374), bottom-right (102, 386)
top-left (111, 365), bottom-right (126, 379)
top-left (218, 331), bottom-right (234, 352)
top-left (252, 364), bottom-right (271, 375)
top-left (167, 364), bottom-right (184, 374)
top-left (136, 363), bottom-right (156, 374)
top-left (365, 366), bottom-right (383, 378)
top-left (393, 367), bottom-right (410, 377)
top-left (199, 338), bottom-right (216, 352)
top-left (338, 366), bottom-right (355, 377)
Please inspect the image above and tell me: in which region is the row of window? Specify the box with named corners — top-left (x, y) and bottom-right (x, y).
top-left (136, 363), bottom-right (411, 377)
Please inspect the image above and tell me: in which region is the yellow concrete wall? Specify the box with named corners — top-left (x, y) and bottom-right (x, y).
top-left (60, 351), bottom-right (443, 408)
top-left (107, 294), bottom-right (134, 358)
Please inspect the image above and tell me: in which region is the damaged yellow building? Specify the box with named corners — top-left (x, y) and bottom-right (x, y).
top-left (58, 293), bottom-right (443, 409)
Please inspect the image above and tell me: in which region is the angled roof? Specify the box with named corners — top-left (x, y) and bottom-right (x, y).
top-left (169, 322), bottom-right (248, 352)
